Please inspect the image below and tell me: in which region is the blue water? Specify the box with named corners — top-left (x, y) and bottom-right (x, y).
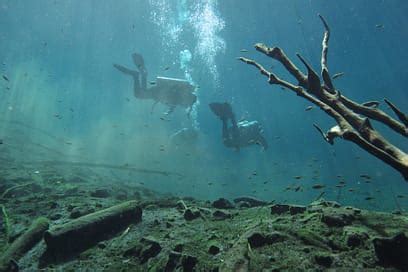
top-left (0, 0), bottom-right (407, 211)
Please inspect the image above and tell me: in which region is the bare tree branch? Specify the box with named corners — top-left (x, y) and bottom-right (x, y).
top-left (240, 15), bottom-right (408, 181)
top-left (384, 98), bottom-right (408, 127)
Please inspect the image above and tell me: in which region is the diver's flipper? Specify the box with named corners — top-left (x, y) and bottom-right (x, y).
top-left (132, 53), bottom-right (145, 70)
top-left (113, 64), bottom-right (138, 77)
top-left (209, 102), bottom-right (235, 121)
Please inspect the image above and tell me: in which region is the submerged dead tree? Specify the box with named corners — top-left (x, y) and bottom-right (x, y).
top-left (239, 15), bottom-right (408, 180)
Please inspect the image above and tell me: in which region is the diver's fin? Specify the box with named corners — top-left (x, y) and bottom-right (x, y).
top-left (209, 102), bottom-right (234, 121)
top-left (132, 53), bottom-right (145, 70)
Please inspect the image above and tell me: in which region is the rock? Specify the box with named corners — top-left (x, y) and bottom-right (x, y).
top-left (174, 244), bottom-right (183, 252)
top-left (49, 201), bottom-right (58, 209)
top-left (212, 198), bottom-right (234, 209)
top-left (270, 204), bottom-right (290, 215)
top-left (182, 255), bottom-right (198, 271)
top-left (321, 210), bottom-right (354, 227)
top-left (213, 210), bottom-right (232, 220)
top-left (208, 244), bottom-right (220, 255)
top-left (165, 251), bottom-right (182, 271)
top-left (247, 232), bottom-right (284, 248)
top-left (139, 238), bottom-right (162, 264)
top-left (314, 253), bottom-right (333, 267)
top-left (344, 228), bottom-right (369, 248)
top-left (373, 232), bottom-right (408, 270)
top-left (49, 213), bottom-right (62, 220)
top-left (289, 205), bottom-right (306, 215)
top-left (184, 209), bottom-right (201, 221)
top-left (270, 204), bottom-right (305, 215)
top-left (90, 188), bottom-right (111, 198)
top-left (165, 251), bottom-right (198, 272)
top-left (392, 210), bottom-right (403, 215)
top-left (124, 238), bottom-right (162, 264)
top-left (236, 201), bottom-right (251, 208)
top-left (233, 196), bottom-right (269, 207)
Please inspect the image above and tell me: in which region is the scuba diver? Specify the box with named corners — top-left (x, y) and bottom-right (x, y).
top-left (113, 53), bottom-right (197, 116)
top-left (209, 102), bottom-right (268, 151)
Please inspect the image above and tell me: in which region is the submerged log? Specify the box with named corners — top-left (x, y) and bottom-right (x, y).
top-left (0, 217), bottom-right (49, 272)
top-left (43, 200), bottom-right (142, 259)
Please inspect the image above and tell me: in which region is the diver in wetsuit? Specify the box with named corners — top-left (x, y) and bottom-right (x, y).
top-left (113, 53), bottom-right (197, 115)
top-left (209, 102), bottom-right (268, 151)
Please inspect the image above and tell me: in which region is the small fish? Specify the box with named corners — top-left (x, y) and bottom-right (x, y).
top-left (360, 174), bottom-right (371, 179)
top-left (294, 185), bottom-right (302, 192)
top-left (208, 182), bottom-right (213, 186)
top-left (2, 75), bottom-right (9, 81)
top-left (375, 24), bottom-right (384, 29)
top-left (332, 72), bottom-right (344, 80)
top-left (305, 106), bottom-right (314, 111)
top-left (293, 176), bottom-right (302, 180)
top-left (397, 195), bottom-right (405, 199)
top-left (149, 81), bottom-right (156, 85)
top-left (312, 184), bottom-right (325, 189)
top-left (348, 188), bottom-right (355, 192)
top-left (164, 66), bottom-right (170, 71)
top-left (0, 139), bottom-right (3, 144)
top-left (338, 180), bottom-right (346, 185)
top-left (365, 196), bottom-right (374, 201)
top-left (240, 49), bottom-right (248, 52)
top-left (335, 184), bottom-right (344, 188)
top-left (252, 171), bottom-right (257, 176)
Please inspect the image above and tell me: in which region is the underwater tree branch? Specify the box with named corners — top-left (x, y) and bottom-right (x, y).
top-left (240, 15), bottom-right (408, 181)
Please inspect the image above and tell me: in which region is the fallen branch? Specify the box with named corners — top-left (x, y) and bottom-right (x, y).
top-left (43, 200), bottom-right (142, 261)
top-left (13, 161), bottom-right (184, 178)
top-left (0, 182), bottom-right (34, 200)
top-left (239, 15), bottom-right (408, 180)
top-left (0, 217), bottom-right (49, 272)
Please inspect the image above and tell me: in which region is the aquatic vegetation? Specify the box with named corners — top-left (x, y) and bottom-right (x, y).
top-left (239, 15), bottom-right (408, 181)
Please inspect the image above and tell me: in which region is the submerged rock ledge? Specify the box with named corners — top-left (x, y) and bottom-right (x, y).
top-left (0, 182), bottom-right (407, 271)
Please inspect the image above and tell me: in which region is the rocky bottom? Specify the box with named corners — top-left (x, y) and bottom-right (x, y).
top-left (1, 180), bottom-right (408, 271)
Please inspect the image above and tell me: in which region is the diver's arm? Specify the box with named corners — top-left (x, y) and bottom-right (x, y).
top-left (113, 64), bottom-right (138, 76)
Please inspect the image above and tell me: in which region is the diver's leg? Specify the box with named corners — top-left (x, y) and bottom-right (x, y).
top-left (132, 53), bottom-right (148, 91)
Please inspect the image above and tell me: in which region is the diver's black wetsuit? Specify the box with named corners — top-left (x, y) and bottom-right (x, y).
top-left (210, 102), bottom-right (268, 150)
